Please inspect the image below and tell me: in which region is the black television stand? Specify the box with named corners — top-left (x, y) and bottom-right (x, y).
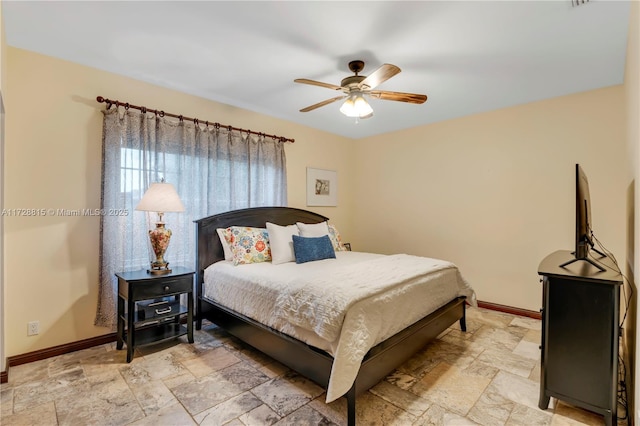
top-left (538, 250), bottom-right (622, 426)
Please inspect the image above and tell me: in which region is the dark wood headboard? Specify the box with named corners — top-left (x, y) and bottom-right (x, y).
top-left (194, 206), bottom-right (329, 295)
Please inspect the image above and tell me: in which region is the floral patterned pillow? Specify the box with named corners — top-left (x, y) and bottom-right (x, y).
top-left (224, 226), bottom-right (272, 265)
top-left (328, 224), bottom-right (348, 251)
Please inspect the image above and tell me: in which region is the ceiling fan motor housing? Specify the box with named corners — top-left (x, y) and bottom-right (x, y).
top-left (341, 75), bottom-right (367, 90)
top-left (343, 60), bottom-right (367, 90)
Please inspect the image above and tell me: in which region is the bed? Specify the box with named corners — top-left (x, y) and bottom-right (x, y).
top-left (195, 207), bottom-right (475, 425)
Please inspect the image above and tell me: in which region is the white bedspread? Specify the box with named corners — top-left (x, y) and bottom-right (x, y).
top-left (203, 251), bottom-right (475, 402)
top-left (276, 254), bottom-right (457, 342)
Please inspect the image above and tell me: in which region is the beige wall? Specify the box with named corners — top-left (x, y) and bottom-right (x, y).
top-left (625, 2), bottom-right (640, 423)
top-left (3, 47), bottom-right (354, 357)
top-left (0, 0), bottom-right (6, 373)
top-left (353, 87), bottom-right (627, 312)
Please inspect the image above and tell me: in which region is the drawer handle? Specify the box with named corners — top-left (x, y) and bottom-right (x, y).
top-left (164, 285), bottom-right (170, 292)
top-left (155, 307), bottom-right (172, 315)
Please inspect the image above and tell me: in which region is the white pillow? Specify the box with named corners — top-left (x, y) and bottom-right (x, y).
top-left (296, 221), bottom-right (329, 238)
top-left (216, 228), bottom-right (233, 261)
top-left (266, 222), bottom-right (299, 265)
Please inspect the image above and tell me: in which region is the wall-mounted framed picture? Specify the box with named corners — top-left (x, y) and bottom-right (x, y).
top-left (306, 167), bottom-right (337, 206)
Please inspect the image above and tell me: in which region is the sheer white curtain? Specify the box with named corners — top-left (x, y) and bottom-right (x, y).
top-left (95, 107), bottom-right (287, 328)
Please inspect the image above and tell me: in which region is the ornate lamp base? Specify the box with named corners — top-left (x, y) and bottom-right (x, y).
top-left (147, 221), bottom-right (172, 275)
top-left (148, 265), bottom-right (172, 275)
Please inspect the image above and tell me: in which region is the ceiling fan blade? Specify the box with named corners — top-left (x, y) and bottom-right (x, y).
top-left (300, 96), bottom-right (346, 112)
top-left (359, 64), bottom-right (401, 90)
top-left (294, 78), bottom-right (343, 91)
top-left (369, 90), bottom-right (427, 104)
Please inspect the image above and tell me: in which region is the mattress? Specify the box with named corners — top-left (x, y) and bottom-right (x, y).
top-left (203, 251), bottom-right (475, 401)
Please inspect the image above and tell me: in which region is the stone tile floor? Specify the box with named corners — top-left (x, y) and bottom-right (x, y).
top-left (0, 307), bottom-right (628, 425)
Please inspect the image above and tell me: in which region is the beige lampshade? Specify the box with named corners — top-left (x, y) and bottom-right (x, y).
top-left (135, 182), bottom-right (185, 213)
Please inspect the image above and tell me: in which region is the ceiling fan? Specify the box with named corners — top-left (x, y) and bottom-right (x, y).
top-left (294, 60), bottom-right (427, 119)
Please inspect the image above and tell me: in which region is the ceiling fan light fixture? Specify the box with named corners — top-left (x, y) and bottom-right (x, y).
top-left (339, 96), bottom-right (355, 116)
top-left (340, 93), bottom-right (373, 118)
top-left (295, 61), bottom-right (425, 117)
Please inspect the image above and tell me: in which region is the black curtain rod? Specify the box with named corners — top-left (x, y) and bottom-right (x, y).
top-left (96, 96), bottom-right (295, 143)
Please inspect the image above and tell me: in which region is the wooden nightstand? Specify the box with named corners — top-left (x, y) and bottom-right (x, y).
top-left (115, 267), bottom-right (194, 362)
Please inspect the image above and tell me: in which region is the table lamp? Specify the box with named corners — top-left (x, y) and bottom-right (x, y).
top-left (135, 179), bottom-right (185, 274)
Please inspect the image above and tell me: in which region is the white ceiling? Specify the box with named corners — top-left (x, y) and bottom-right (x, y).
top-left (2, 1), bottom-right (631, 139)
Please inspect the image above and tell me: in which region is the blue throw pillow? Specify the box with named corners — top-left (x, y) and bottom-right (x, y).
top-left (292, 234), bottom-right (336, 264)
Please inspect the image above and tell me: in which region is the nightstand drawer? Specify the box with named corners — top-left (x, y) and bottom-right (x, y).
top-left (131, 275), bottom-right (193, 300)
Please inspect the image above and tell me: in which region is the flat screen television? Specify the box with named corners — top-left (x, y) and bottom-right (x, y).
top-left (560, 163), bottom-right (606, 271)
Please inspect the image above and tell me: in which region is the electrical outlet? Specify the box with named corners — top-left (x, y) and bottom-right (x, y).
top-left (27, 321), bottom-right (40, 336)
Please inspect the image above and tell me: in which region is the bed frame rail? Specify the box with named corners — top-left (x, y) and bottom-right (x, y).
top-left (204, 299), bottom-right (334, 387)
top-left (200, 294), bottom-right (466, 425)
